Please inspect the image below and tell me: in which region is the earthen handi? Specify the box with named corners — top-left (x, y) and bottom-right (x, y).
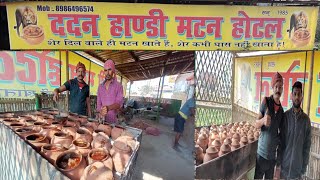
top-left (195, 121), bottom-right (260, 165)
top-left (0, 109), bottom-right (140, 179)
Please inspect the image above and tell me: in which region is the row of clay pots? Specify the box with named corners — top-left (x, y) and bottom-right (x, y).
top-left (1, 111), bottom-right (136, 179)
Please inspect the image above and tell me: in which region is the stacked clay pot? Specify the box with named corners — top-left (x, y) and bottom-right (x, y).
top-left (195, 121), bottom-right (260, 165)
top-left (0, 110), bottom-right (139, 179)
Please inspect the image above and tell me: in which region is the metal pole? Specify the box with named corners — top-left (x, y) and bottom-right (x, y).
top-left (157, 75), bottom-right (165, 121)
top-left (128, 81), bottom-right (132, 99)
top-left (307, 50), bottom-right (315, 116)
top-left (231, 52), bottom-right (236, 122)
top-left (66, 51), bottom-right (69, 111)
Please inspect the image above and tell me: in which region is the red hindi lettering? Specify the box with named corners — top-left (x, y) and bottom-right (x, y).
top-left (98, 70), bottom-right (105, 84)
top-left (88, 71), bottom-right (95, 86)
top-left (175, 16), bottom-right (193, 38)
top-left (0, 52), bottom-right (15, 81)
top-left (69, 64), bottom-right (78, 80)
top-left (28, 51), bottom-right (61, 86)
top-left (48, 14), bottom-right (66, 36)
top-left (107, 15), bottom-right (131, 37)
top-left (16, 52), bottom-right (37, 83)
top-left (48, 14), bottom-right (100, 37)
top-left (145, 9), bottom-right (168, 38)
top-left (81, 15), bottom-right (100, 37)
top-left (231, 11), bottom-right (251, 39)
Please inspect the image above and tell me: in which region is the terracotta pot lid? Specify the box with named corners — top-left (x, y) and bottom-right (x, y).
top-left (231, 139), bottom-right (240, 146)
top-left (212, 139), bottom-right (221, 147)
top-left (241, 136), bottom-right (248, 143)
top-left (220, 144), bottom-right (231, 152)
top-left (248, 134), bottom-right (255, 140)
top-left (206, 146), bottom-right (219, 154)
top-left (198, 133), bottom-right (208, 140)
top-left (233, 133), bottom-right (240, 140)
top-left (113, 141), bottom-right (131, 153)
top-left (224, 138), bottom-right (232, 145)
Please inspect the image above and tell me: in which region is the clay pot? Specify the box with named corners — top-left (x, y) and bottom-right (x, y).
top-left (223, 137), bottom-right (232, 146)
top-left (208, 133), bottom-right (216, 146)
top-left (51, 132), bottom-right (73, 149)
top-left (18, 116), bottom-right (32, 123)
top-left (210, 124), bottom-right (217, 130)
top-left (200, 127), bottom-right (209, 135)
top-left (51, 121), bottom-right (63, 130)
top-left (43, 118), bottom-right (54, 125)
top-left (33, 121), bottom-right (48, 132)
top-left (204, 146), bottom-right (219, 163)
top-left (16, 126), bottom-right (37, 139)
top-left (232, 133), bottom-right (241, 141)
top-left (91, 131), bottom-right (112, 150)
top-left (0, 113), bottom-right (14, 118)
top-left (111, 127), bottom-right (124, 140)
top-left (41, 144), bottom-right (67, 164)
top-left (96, 124), bottom-right (112, 137)
top-left (254, 131), bottom-right (260, 140)
top-left (247, 130), bottom-right (254, 135)
top-left (248, 134), bottom-right (255, 143)
top-left (26, 133), bottom-right (49, 151)
top-left (62, 125), bottom-right (77, 138)
top-left (3, 118), bottom-right (19, 126)
top-left (219, 144), bottom-right (231, 156)
top-left (75, 128), bottom-right (93, 143)
top-left (55, 150), bottom-right (87, 180)
top-left (40, 125), bottom-right (61, 141)
top-left (115, 136), bottom-right (136, 151)
top-left (212, 139), bottom-right (222, 151)
top-left (195, 145), bottom-right (204, 165)
top-left (26, 119), bottom-right (37, 126)
top-left (81, 125), bottom-right (94, 134)
top-left (196, 133), bottom-right (209, 153)
top-left (110, 141), bottom-right (132, 173)
top-left (65, 119), bottom-right (79, 128)
top-left (86, 121), bottom-right (99, 131)
top-left (231, 138), bottom-right (240, 151)
top-left (220, 132), bottom-right (228, 143)
top-left (80, 161), bottom-right (113, 180)
top-left (10, 122), bottom-right (26, 130)
top-left (240, 136), bottom-right (248, 147)
top-left (70, 139), bottom-right (91, 157)
top-left (54, 115), bottom-right (68, 125)
top-left (33, 111), bottom-right (43, 116)
top-left (87, 148), bottom-right (111, 167)
top-left (78, 116), bottom-right (88, 126)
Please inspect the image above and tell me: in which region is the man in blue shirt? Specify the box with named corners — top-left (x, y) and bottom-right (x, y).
top-left (173, 96), bottom-right (195, 148)
top-left (53, 62), bottom-right (91, 116)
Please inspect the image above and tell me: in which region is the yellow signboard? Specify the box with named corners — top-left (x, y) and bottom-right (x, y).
top-left (310, 52), bottom-right (320, 126)
top-left (235, 51), bottom-right (320, 125)
top-left (6, 2), bottom-right (318, 50)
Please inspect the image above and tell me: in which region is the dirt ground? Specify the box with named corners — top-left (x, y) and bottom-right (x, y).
top-left (130, 116), bottom-right (195, 180)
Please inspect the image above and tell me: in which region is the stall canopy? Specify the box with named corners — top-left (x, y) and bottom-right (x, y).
top-left (78, 50), bottom-right (195, 81)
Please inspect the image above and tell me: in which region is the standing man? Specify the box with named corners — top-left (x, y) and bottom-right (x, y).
top-left (53, 62), bottom-right (91, 117)
top-left (254, 72), bottom-right (284, 179)
top-left (97, 59), bottom-right (123, 124)
top-left (173, 96), bottom-right (195, 149)
top-left (277, 81), bottom-right (311, 179)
